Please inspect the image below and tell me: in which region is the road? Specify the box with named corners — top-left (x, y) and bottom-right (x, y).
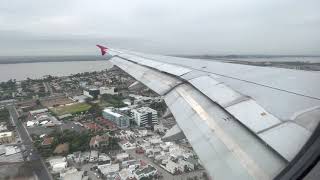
top-left (7, 105), bottom-right (53, 180)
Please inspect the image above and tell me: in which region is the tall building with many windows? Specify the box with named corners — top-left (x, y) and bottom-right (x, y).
top-left (102, 108), bottom-right (130, 128)
top-left (131, 107), bottom-right (158, 127)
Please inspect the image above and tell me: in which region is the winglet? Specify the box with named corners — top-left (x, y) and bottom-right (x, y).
top-left (96, 45), bottom-right (108, 56)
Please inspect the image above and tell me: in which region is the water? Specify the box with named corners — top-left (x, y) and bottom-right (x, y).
top-left (0, 61), bottom-right (112, 82)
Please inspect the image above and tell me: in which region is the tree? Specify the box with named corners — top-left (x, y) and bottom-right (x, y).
top-left (35, 99), bottom-right (41, 106)
top-left (88, 103), bottom-right (102, 116)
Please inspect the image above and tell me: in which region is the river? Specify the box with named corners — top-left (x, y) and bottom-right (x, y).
top-left (0, 61), bottom-right (113, 82)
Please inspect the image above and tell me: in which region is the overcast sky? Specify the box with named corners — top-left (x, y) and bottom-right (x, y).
top-left (0, 0), bottom-right (319, 56)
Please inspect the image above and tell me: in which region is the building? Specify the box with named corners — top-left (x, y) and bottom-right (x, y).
top-left (131, 107), bottom-right (158, 127)
top-left (98, 153), bottom-right (111, 164)
top-left (96, 117), bottom-right (117, 130)
top-left (0, 124), bottom-right (7, 132)
top-left (119, 168), bottom-right (135, 180)
top-left (29, 108), bottom-right (48, 117)
top-left (100, 87), bottom-right (117, 95)
top-left (165, 160), bottom-right (184, 174)
top-left (89, 150), bottom-right (99, 162)
top-left (118, 140), bottom-right (136, 150)
top-left (89, 135), bottom-right (109, 148)
top-left (98, 163), bottom-right (120, 176)
top-left (83, 122), bottom-right (102, 132)
top-left (48, 156), bottom-right (68, 173)
top-left (0, 131), bottom-right (15, 144)
top-left (62, 170), bottom-right (86, 180)
top-left (42, 137), bottom-right (54, 146)
top-left (102, 108), bottom-right (130, 128)
top-left (116, 153), bottom-right (129, 161)
top-left (134, 165), bottom-right (157, 179)
top-left (83, 87), bottom-right (100, 99)
top-left (72, 95), bottom-right (88, 103)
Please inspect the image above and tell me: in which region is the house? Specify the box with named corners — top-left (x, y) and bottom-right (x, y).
top-left (63, 171), bottom-right (86, 180)
top-left (68, 151), bottom-right (82, 163)
top-left (119, 168), bottom-right (135, 180)
top-left (83, 122), bottom-right (102, 132)
top-left (148, 136), bottom-right (162, 145)
top-left (80, 151), bottom-right (90, 163)
top-left (178, 159), bottom-right (194, 172)
top-left (89, 150), bottom-right (99, 162)
top-left (165, 160), bottom-right (184, 174)
top-left (121, 159), bottom-right (139, 169)
top-left (26, 120), bottom-right (38, 127)
top-left (96, 117), bottom-right (117, 130)
top-left (42, 137), bottom-right (54, 146)
top-left (0, 124), bottom-right (7, 132)
top-left (134, 165), bottom-right (157, 180)
top-left (118, 140), bottom-right (136, 150)
top-left (98, 153), bottom-right (111, 165)
top-left (60, 167), bottom-right (78, 178)
top-left (116, 153), bottom-right (129, 161)
top-left (89, 135), bottom-right (109, 148)
top-left (98, 163), bottom-right (120, 176)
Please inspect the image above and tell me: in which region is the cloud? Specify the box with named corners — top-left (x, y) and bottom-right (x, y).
top-left (0, 0), bottom-right (319, 55)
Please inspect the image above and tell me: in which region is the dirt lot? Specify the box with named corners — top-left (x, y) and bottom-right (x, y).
top-left (41, 97), bottom-right (74, 108)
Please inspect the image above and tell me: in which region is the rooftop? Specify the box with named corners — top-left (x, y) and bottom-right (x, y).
top-left (134, 107), bottom-right (157, 114)
top-left (103, 108), bottom-right (122, 118)
top-left (135, 165), bottom-right (156, 176)
top-left (0, 131), bottom-right (13, 137)
top-left (29, 108), bottom-right (48, 115)
top-left (42, 137), bottom-right (54, 146)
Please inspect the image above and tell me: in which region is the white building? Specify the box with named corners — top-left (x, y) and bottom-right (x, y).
top-left (98, 164), bottom-right (120, 176)
top-left (48, 156), bottom-right (68, 173)
top-left (0, 131), bottom-right (15, 144)
top-left (116, 153), bottom-right (129, 161)
top-left (72, 95), bottom-right (88, 103)
top-left (102, 108), bottom-right (130, 128)
top-left (131, 107), bottom-right (158, 127)
top-left (118, 140), bottom-right (136, 150)
top-left (98, 153), bottom-right (111, 164)
top-left (100, 87), bottom-right (117, 95)
top-left (119, 168), bottom-right (134, 180)
top-left (165, 160), bottom-right (184, 174)
top-left (63, 170), bottom-right (85, 180)
top-left (134, 165), bottom-right (157, 179)
top-left (89, 150), bottom-right (99, 162)
top-left (178, 159), bottom-right (195, 171)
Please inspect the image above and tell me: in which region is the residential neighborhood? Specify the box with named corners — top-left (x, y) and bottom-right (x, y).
top-left (0, 66), bottom-right (209, 180)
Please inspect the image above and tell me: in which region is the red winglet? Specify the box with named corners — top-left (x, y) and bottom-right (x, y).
top-left (96, 45), bottom-right (108, 56)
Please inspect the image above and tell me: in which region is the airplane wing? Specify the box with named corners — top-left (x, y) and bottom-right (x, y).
top-left (96, 45), bottom-right (320, 180)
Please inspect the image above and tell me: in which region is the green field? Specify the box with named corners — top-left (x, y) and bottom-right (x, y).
top-left (51, 103), bottom-right (92, 116)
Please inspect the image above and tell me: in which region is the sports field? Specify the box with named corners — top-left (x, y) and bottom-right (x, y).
top-left (50, 103), bottom-right (91, 116)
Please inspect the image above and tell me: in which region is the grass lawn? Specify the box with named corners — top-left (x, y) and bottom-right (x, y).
top-left (51, 103), bottom-right (91, 116)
